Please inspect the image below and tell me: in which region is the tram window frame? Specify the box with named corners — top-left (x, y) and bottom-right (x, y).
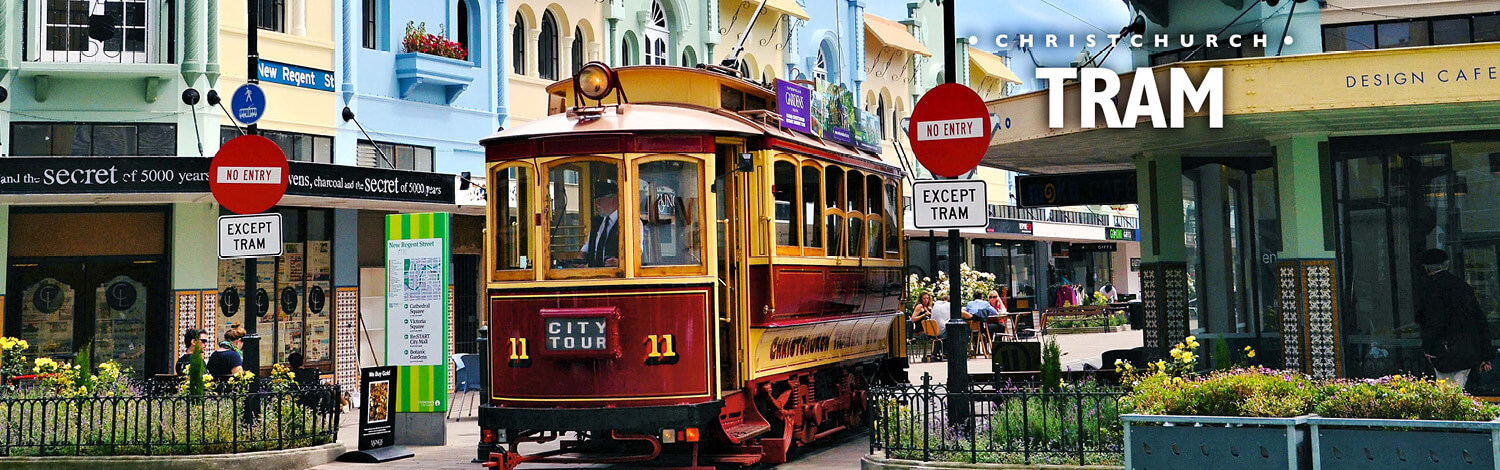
top-left (489, 163), bottom-right (537, 282)
top-left (866, 173), bottom-right (884, 258)
top-left (884, 179), bottom-right (902, 259)
top-left (635, 155), bottom-right (709, 277)
top-left (773, 157), bottom-right (801, 256)
top-left (542, 156), bottom-right (626, 280)
top-left (845, 169), bottom-right (865, 258)
top-left (801, 162), bottom-right (825, 255)
top-left (824, 166), bottom-right (846, 257)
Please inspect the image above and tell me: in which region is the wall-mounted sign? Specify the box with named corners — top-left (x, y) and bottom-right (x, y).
top-left (219, 213), bottom-right (285, 259)
top-left (855, 109), bottom-right (882, 153)
top-left (1106, 227), bottom-right (1137, 241)
top-left (815, 79), bottom-right (855, 146)
top-left (776, 79), bottom-right (812, 134)
top-left (257, 59), bottom-right (336, 92)
top-left (1072, 242), bottom-right (1118, 252)
top-left (986, 218), bottom-right (1033, 235)
top-left (0, 158), bottom-right (457, 205)
top-left (1018, 170), bottom-right (1136, 208)
top-left (912, 180), bottom-right (987, 229)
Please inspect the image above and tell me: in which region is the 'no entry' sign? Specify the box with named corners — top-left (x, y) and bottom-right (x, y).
top-left (908, 83), bottom-right (992, 178)
top-left (211, 135), bottom-right (289, 214)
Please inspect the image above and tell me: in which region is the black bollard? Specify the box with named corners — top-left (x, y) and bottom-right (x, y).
top-left (945, 317), bottom-right (969, 430)
top-left (474, 325), bottom-right (493, 463)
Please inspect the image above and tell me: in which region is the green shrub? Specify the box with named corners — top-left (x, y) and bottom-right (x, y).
top-left (1124, 368), bottom-right (1320, 417)
top-left (1315, 375), bottom-right (1499, 421)
top-left (1040, 339), bottom-right (1062, 392)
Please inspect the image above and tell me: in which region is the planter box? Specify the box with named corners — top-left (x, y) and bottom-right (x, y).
top-left (1122, 414), bottom-right (1311, 470)
top-left (394, 52), bottom-right (476, 104)
top-left (1308, 416), bottom-right (1500, 470)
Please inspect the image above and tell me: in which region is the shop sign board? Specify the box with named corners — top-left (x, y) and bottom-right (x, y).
top-left (358, 366), bottom-right (398, 450)
top-left (1017, 170), bottom-right (1136, 208)
top-left (986, 219), bottom-right (1033, 235)
top-left (1106, 227), bottom-right (1137, 241)
top-left (230, 84), bottom-right (267, 125)
top-left (211, 135), bottom-right (289, 214)
top-left (776, 79), bottom-right (812, 134)
top-left (908, 83), bottom-right (992, 177)
top-left (912, 180), bottom-right (987, 229)
top-left (1073, 242), bottom-right (1118, 252)
top-left (257, 58), bottom-right (336, 92)
top-left (218, 213), bottom-right (284, 259)
top-left (385, 213), bottom-right (451, 413)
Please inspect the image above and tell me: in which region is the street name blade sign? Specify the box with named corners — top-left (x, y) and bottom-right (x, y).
top-left (218, 213), bottom-right (284, 259)
top-left (907, 83), bottom-right (992, 177)
top-left (230, 83), bottom-right (267, 125)
top-left (211, 135), bottom-right (289, 214)
top-left (912, 180), bottom-right (987, 229)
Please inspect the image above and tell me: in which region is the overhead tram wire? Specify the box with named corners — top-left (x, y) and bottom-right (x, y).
top-left (1276, 0), bottom-right (1299, 55)
top-left (1038, 0), bottom-right (1111, 35)
top-left (1324, 2), bottom-right (1404, 20)
top-left (1181, 0), bottom-right (1282, 62)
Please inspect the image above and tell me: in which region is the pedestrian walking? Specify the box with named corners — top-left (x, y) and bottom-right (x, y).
top-left (1416, 249), bottom-right (1493, 389)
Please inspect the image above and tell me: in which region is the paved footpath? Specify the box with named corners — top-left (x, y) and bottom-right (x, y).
top-left (313, 331), bottom-right (1138, 469)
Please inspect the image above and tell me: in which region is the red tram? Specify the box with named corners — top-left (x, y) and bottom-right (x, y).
top-left (478, 63), bottom-right (907, 468)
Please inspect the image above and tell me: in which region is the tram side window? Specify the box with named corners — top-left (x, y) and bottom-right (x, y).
top-left (867, 174), bottom-right (884, 258)
top-left (548, 160), bottom-right (621, 269)
top-left (884, 180), bottom-right (900, 258)
top-left (773, 161), bottom-right (799, 247)
top-left (825, 166), bottom-right (845, 257)
top-left (846, 170), bottom-right (865, 258)
top-left (639, 160), bottom-right (703, 267)
top-left (802, 165), bottom-right (822, 249)
top-left (493, 165), bottom-right (533, 273)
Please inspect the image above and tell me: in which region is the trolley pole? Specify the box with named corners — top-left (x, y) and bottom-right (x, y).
top-left (939, 0), bottom-right (971, 431)
top-left (242, 0), bottom-right (263, 375)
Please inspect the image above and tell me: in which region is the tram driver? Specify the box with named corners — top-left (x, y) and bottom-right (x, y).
top-left (581, 180), bottom-right (621, 267)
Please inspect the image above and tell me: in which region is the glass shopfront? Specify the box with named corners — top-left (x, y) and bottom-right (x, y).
top-left (6, 207), bottom-right (170, 375)
top-left (974, 240), bottom-right (1039, 310)
top-left (216, 207), bottom-right (335, 371)
top-left (1334, 131), bottom-right (1500, 392)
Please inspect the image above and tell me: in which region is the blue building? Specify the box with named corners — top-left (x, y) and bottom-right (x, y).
top-left (788, 0), bottom-right (865, 95)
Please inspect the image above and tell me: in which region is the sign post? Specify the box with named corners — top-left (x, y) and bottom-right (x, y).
top-left (906, 0), bottom-right (987, 431)
top-left (210, 132), bottom-right (287, 376)
top-left (385, 213), bottom-right (451, 445)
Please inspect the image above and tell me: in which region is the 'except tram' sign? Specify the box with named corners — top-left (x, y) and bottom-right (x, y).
top-left (912, 180), bottom-right (988, 229)
top-left (218, 213), bottom-right (284, 259)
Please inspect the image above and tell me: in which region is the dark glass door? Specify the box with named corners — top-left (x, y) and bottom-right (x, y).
top-left (7, 260), bottom-right (164, 375)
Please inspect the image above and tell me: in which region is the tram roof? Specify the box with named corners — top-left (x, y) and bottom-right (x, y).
top-left (981, 42), bottom-right (1500, 175)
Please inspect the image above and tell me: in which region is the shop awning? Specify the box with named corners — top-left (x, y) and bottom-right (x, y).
top-left (748, 0), bottom-right (809, 21)
top-left (969, 47), bottom-right (1022, 84)
top-left (864, 13), bottom-right (931, 57)
top-left (980, 42), bottom-right (1500, 175)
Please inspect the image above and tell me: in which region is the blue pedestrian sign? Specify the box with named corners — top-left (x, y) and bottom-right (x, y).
top-left (230, 84), bottom-right (267, 125)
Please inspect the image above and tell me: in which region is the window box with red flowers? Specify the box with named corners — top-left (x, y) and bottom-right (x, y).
top-left (394, 22), bottom-right (475, 104)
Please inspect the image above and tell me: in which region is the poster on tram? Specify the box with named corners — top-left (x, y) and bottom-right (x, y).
top-left (384, 213), bottom-right (451, 413)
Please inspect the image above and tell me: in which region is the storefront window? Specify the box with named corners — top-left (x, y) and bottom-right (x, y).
top-left (217, 208), bottom-right (335, 370)
top-left (548, 160), bottom-right (621, 270)
top-left (492, 165), bottom-right (534, 277)
top-left (1184, 175), bottom-right (1201, 332)
top-left (638, 159), bottom-right (702, 268)
top-left (773, 160), bottom-right (798, 247)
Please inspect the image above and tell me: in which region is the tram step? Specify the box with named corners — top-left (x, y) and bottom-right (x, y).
top-left (724, 422), bottom-right (771, 441)
top-left (702, 453), bottom-right (764, 465)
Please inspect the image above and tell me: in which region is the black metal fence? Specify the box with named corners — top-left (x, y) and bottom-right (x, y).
top-left (0, 383), bottom-right (341, 457)
top-left (868, 374), bottom-right (1127, 466)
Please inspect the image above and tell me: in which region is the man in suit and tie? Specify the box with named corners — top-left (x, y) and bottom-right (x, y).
top-left (582, 180), bottom-right (621, 267)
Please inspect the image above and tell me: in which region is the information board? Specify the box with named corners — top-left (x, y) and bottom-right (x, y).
top-left (385, 213), bottom-right (450, 413)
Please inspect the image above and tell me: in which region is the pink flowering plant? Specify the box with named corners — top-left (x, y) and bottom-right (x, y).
top-left (402, 21), bottom-right (468, 61)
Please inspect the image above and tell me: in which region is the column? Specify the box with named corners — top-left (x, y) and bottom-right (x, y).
top-left (1197, 165), bottom-right (1233, 334)
top-left (291, 0), bottom-right (307, 36)
top-left (0, 205), bottom-right (8, 331)
top-left (171, 203), bottom-right (219, 365)
top-left (1271, 134), bottom-right (1340, 378)
top-left (560, 32), bottom-right (575, 75)
top-left (527, 27), bottom-right (541, 76)
top-left (182, 0), bottom-right (205, 84)
top-left (1136, 152), bottom-right (1189, 358)
top-left (333, 209), bottom-right (360, 390)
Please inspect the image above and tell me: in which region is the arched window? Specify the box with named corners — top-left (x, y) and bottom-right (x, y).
top-left (571, 27), bottom-right (584, 74)
top-left (815, 39), bottom-right (838, 83)
top-left (511, 13), bottom-right (525, 74)
top-left (621, 33), bottom-right (637, 66)
top-left (643, 0), bottom-right (669, 65)
top-left (457, 0), bottom-right (472, 59)
top-left (539, 11), bottom-right (559, 79)
top-left (876, 95), bottom-right (886, 140)
top-left (812, 47), bottom-right (827, 82)
top-left (736, 60), bottom-right (750, 78)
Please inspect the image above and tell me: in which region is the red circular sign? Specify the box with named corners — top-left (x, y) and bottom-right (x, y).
top-left (907, 83), bottom-right (992, 178)
top-left (210, 135), bottom-right (289, 214)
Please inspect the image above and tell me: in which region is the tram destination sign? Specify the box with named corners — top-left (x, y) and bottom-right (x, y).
top-left (1017, 170), bottom-right (1136, 208)
top-left (219, 213), bottom-right (284, 259)
top-left (912, 180), bottom-right (988, 229)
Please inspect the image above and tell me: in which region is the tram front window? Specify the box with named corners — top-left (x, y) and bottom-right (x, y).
top-left (492, 165), bottom-right (534, 276)
top-left (548, 160), bottom-right (621, 269)
top-left (639, 160), bottom-right (702, 267)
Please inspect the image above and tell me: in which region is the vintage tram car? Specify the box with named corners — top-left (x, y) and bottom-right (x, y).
top-left (478, 63), bottom-right (907, 468)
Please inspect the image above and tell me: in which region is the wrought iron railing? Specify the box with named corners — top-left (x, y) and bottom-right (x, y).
top-left (0, 382), bottom-right (340, 456)
top-left (869, 374), bottom-right (1126, 466)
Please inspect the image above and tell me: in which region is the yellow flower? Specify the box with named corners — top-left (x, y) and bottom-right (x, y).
top-left (1247, 350), bottom-right (1256, 358)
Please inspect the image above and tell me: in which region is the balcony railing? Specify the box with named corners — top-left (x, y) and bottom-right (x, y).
top-left (24, 0), bottom-right (175, 65)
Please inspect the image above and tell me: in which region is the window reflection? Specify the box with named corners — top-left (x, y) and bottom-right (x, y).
top-left (639, 160), bottom-right (702, 267)
top-left (493, 165), bottom-right (533, 272)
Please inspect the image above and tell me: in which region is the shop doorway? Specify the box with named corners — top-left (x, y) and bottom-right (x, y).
top-left (1182, 160), bottom-right (1282, 366)
top-left (6, 260), bottom-right (166, 375)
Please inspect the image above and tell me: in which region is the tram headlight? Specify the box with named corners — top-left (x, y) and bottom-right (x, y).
top-left (577, 63), bottom-right (614, 101)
